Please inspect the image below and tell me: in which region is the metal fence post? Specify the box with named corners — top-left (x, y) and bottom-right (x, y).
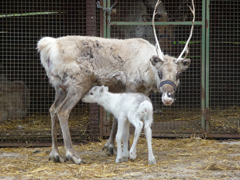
top-left (201, 0), bottom-right (207, 133)
top-left (205, 0), bottom-right (210, 133)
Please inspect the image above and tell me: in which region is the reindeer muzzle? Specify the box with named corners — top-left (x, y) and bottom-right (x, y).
top-left (159, 80), bottom-right (180, 93)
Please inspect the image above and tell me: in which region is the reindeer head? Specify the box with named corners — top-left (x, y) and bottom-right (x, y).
top-left (150, 54), bottom-right (190, 106)
top-left (151, 0), bottom-right (195, 106)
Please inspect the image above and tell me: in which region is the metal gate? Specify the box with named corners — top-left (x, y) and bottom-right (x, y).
top-left (0, 0), bottom-right (240, 146)
top-left (206, 0), bottom-right (240, 138)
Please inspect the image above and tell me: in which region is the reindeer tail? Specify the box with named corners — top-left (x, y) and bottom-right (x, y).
top-left (37, 37), bottom-right (59, 73)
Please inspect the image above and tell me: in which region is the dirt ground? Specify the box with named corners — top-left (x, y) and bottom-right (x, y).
top-left (1, 137), bottom-right (240, 180)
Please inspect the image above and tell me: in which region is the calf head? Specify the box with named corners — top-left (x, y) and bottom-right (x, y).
top-left (152, 0), bottom-right (195, 106)
top-left (82, 86), bottom-right (108, 103)
top-left (150, 55), bottom-right (190, 106)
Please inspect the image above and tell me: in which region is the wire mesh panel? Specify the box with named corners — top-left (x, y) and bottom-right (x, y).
top-left (0, 0), bottom-right (101, 145)
top-left (208, 0), bottom-right (240, 136)
top-left (111, 0), bottom-right (202, 22)
top-left (102, 0), bottom-right (204, 137)
top-left (2, 0), bottom-right (239, 145)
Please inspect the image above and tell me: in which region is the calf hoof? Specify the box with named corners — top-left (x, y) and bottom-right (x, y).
top-left (122, 157), bottom-right (128, 162)
top-left (129, 151), bottom-right (137, 161)
top-left (148, 158), bottom-right (157, 165)
top-left (49, 151), bottom-right (66, 163)
top-left (115, 157), bottom-right (122, 163)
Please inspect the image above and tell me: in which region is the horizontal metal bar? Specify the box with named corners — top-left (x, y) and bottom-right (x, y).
top-left (0, 141), bottom-right (88, 148)
top-left (206, 134), bottom-right (240, 139)
top-left (110, 21), bottom-right (203, 26)
top-left (0, 12), bottom-right (61, 18)
top-left (211, 42), bottom-right (240, 45)
top-left (152, 130), bottom-right (202, 134)
top-left (0, 142), bottom-right (57, 147)
top-left (152, 133), bottom-right (205, 138)
top-left (173, 41), bottom-right (201, 44)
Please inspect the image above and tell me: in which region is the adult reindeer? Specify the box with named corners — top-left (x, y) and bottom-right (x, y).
top-left (37, 0), bottom-right (195, 164)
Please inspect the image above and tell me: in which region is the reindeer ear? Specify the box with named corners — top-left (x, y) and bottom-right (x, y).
top-left (150, 55), bottom-right (164, 69)
top-left (177, 59), bottom-right (191, 72)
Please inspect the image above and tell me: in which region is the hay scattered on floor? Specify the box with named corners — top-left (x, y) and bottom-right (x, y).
top-left (1, 111), bottom-right (90, 132)
top-left (1, 137), bottom-right (240, 179)
top-left (209, 106), bottom-right (240, 133)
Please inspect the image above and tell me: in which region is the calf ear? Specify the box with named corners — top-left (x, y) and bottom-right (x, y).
top-left (99, 86), bottom-right (104, 93)
top-left (100, 85), bottom-right (108, 92)
top-left (150, 55), bottom-right (164, 69)
top-left (176, 59), bottom-right (191, 72)
top-left (104, 86), bottom-right (109, 92)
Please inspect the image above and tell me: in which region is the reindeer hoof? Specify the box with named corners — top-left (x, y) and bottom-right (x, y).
top-left (49, 152), bottom-right (66, 163)
top-left (80, 160), bottom-right (86, 164)
top-left (107, 146), bottom-right (114, 155)
top-left (102, 146), bottom-right (107, 151)
top-left (103, 144), bottom-right (115, 155)
top-left (66, 153), bottom-right (84, 164)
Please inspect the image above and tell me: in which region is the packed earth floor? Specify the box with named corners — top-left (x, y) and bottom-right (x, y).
top-left (1, 137), bottom-right (240, 180)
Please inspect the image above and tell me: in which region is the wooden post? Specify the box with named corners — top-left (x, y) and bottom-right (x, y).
top-left (86, 0), bottom-right (99, 141)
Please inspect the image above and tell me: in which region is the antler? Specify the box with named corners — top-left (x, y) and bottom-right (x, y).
top-left (176, 0), bottom-right (195, 61)
top-left (152, 0), bottom-right (165, 61)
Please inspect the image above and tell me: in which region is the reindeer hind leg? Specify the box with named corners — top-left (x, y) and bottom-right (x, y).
top-left (56, 86), bottom-right (87, 164)
top-left (102, 117), bottom-right (117, 155)
top-left (49, 88), bottom-right (67, 163)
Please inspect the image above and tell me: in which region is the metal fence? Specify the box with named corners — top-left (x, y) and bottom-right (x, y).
top-left (101, 0), bottom-right (240, 139)
top-left (1, 0), bottom-right (101, 145)
top-left (0, 0), bottom-right (239, 146)
top-left (207, 0), bottom-right (240, 137)
top-left (100, 0), bottom-right (204, 138)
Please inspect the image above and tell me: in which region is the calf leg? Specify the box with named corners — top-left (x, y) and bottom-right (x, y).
top-left (122, 121), bottom-right (130, 162)
top-left (49, 88), bottom-right (66, 163)
top-left (144, 122), bottom-right (156, 165)
top-left (115, 117), bottom-right (126, 163)
top-left (102, 117), bottom-right (117, 155)
top-left (129, 118), bottom-right (143, 161)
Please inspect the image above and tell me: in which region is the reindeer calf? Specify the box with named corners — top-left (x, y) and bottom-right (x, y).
top-left (82, 86), bottom-right (156, 165)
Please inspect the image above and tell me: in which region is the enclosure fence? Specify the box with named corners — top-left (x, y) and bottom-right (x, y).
top-left (0, 0), bottom-right (239, 146)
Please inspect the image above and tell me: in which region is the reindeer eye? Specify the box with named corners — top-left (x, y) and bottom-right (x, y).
top-left (158, 70), bottom-right (163, 79)
top-left (90, 92), bottom-right (93, 95)
top-left (176, 72), bottom-right (181, 80)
